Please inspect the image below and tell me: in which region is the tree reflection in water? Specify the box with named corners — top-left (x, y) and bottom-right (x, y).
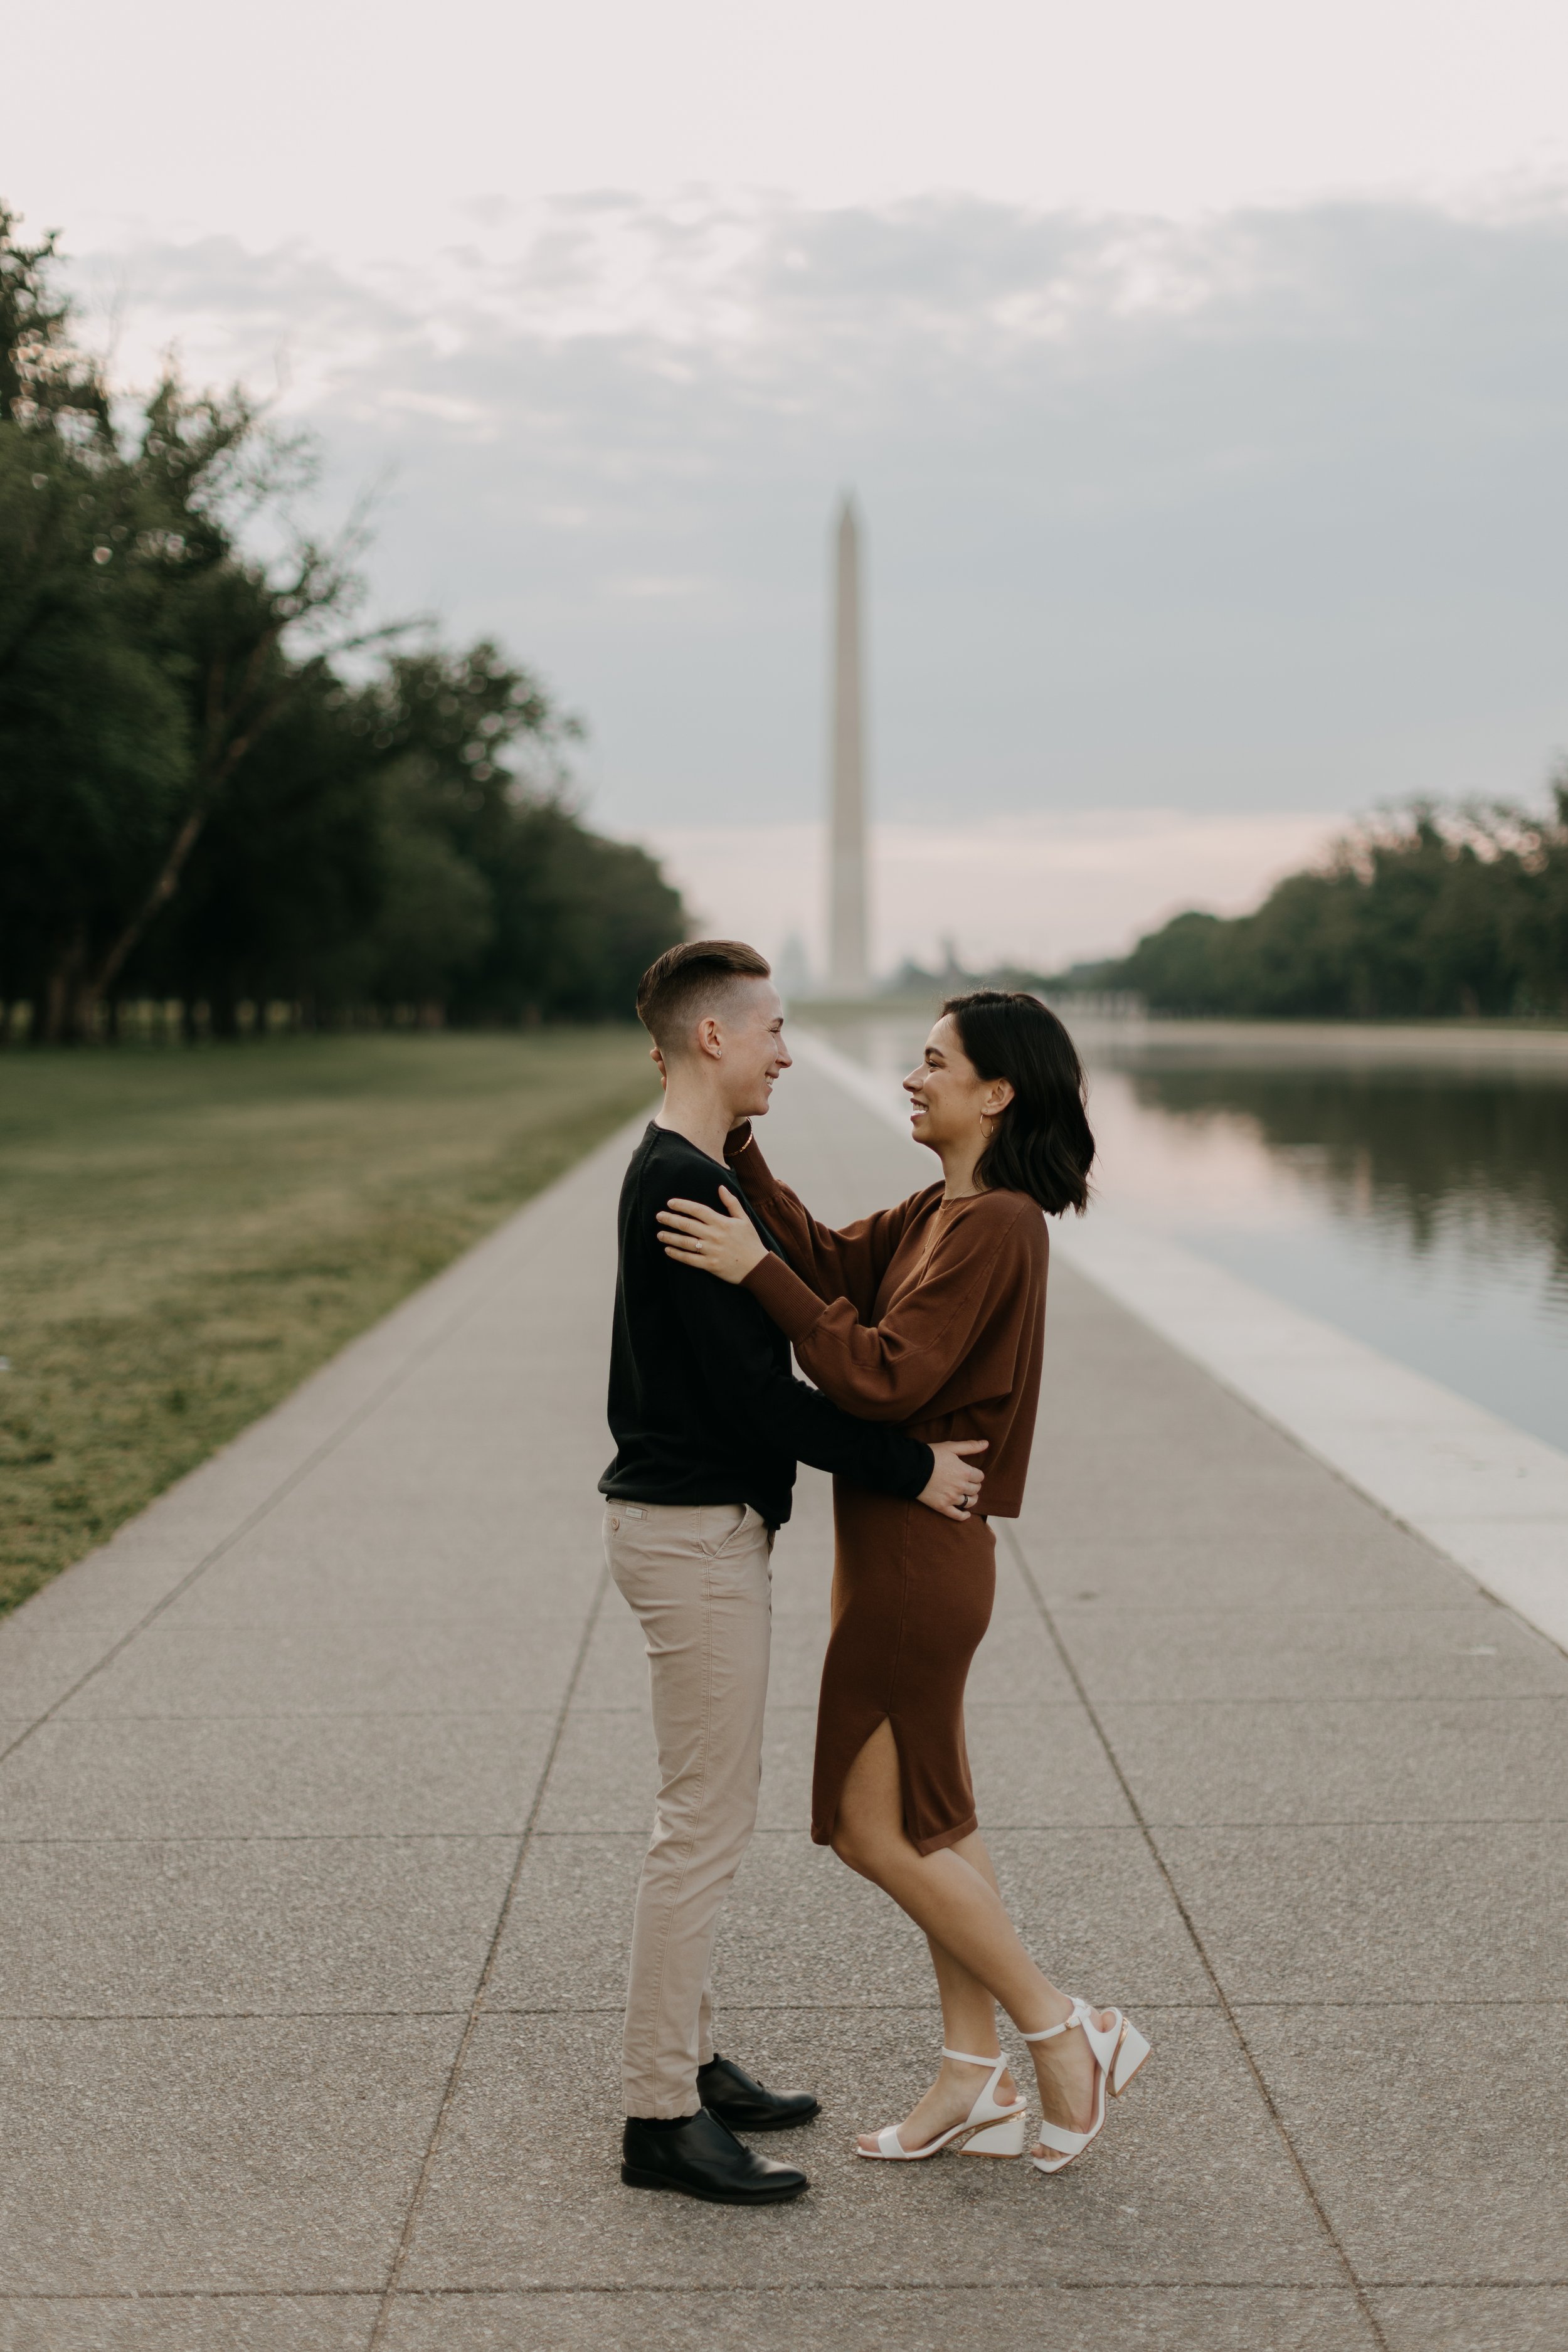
top-left (1122, 1066), bottom-right (1568, 1295)
top-left (796, 1010), bottom-right (1568, 1449)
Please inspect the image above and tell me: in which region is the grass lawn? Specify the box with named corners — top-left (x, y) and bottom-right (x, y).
top-left (0, 1030), bottom-right (659, 1614)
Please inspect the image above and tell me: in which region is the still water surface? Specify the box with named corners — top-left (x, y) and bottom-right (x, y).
top-left (805, 1014), bottom-right (1568, 1456)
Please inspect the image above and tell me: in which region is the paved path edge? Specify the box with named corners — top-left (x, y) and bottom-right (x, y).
top-left (0, 1113), bottom-right (650, 1751)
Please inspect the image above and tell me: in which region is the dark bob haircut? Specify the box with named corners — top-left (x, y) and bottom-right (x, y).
top-left (943, 990), bottom-right (1094, 1216)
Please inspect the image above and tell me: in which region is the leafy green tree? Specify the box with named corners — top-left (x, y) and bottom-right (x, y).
top-left (1108, 799), bottom-right (1568, 1019)
top-left (1111, 909), bottom-right (1232, 1014)
top-left (1, 211), bottom-right (368, 1037)
top-left (1, 205), bottom-right (686, 1034)
top-left (464, 800), bottom-right (685, 1024)
top-left (367, 778), bottom-right (495, 1012)
top-left (0, 462), bottom-right (201, 1032)
top-left (132, 662), bottom-right (388, 1029)
top-left (1, 216), bottom-right (186, 1029)
top-left (351, 644), bottom-right (682, 1022)
top-left (1493, 781), bottom-right (1568, 1017)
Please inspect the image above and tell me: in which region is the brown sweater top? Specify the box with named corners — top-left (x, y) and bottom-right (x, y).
top-left (726, 1128), bottom-right (1049, 1519)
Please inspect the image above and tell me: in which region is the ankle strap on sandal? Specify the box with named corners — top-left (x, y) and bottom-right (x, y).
top-left (941, 2046), bottom-right (1005, 2070)
top-left (1020, 1998), bottom-right (1094, 2044)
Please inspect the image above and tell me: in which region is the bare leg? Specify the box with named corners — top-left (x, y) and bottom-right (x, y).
top-left (924, 1928), bottom-right (1019, 2130)
top-left (925, 1832), bottom-right (1014, 2089)
top-left (834, 1722), bottom-right (1107, 2156)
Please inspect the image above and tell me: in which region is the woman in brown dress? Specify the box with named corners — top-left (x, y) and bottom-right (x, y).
top-left (658, 990), bottom-right (1151, 2174)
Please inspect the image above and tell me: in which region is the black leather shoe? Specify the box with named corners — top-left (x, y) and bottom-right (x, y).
top-left (697, 2053), bottom-right (821, 2133)
top-left (621, 2109), bottom-right (809, 2204)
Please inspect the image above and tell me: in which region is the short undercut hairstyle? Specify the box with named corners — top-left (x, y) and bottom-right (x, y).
top-left (637, 939), bottom-right (772, 1055)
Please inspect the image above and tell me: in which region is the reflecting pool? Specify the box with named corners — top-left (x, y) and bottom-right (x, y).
top-left (802, 1011), bottom-right (1568, 1456)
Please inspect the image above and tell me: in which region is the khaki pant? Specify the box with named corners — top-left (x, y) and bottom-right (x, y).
top-left (603, 1499), bottom-right (774, 2118)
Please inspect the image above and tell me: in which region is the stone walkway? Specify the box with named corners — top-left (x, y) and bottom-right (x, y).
top-left (2, 1060), bottom-right (1565, 2351)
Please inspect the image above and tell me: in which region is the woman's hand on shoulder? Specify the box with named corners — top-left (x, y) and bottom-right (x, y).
top-left (658, 1189), bottom-right (767, 1286)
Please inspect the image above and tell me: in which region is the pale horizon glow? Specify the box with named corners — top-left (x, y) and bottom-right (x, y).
top-left (641, 810), bottom-right (1345, 978)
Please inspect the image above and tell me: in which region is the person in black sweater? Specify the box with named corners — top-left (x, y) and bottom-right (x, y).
top-left (602, 940), bottom-right (986, 2206)
top-left (605, 1118), bottom-right (945, 1529)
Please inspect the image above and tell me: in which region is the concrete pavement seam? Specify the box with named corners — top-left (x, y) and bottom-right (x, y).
top-left (378, 2276), bottom-right (1369, 2296)
top-left (366, 1565), bottom-right (610, 2352)
top-left (0, 1830), bottom-right (526, 1843)
top-left (0, 2277), bottom-right (1408, 2300)
top-left (1003, 1523), bottom-right (1394, 2351)
top-left (9, 1996), bottom-right (1565, 2021)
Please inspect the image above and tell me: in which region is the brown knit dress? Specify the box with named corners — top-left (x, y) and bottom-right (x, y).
top-left (726, 1130), bottom-right (1049, 1856)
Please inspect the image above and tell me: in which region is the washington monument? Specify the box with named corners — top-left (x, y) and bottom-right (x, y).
top-left (827, 495), bottom-right (869, 994)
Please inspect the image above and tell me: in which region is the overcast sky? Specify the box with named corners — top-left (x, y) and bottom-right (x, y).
top-left (11, 0), bottom-right (1568, 967)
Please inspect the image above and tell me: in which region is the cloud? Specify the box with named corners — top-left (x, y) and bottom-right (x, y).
top-left (66, 191), bottom-right (1568, 839)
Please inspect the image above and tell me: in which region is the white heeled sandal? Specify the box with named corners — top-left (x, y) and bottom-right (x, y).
top-left (856, 2048), bottom-right (1029, 2161)
top-left (1022, 1997), bottom-right (1151, 2174)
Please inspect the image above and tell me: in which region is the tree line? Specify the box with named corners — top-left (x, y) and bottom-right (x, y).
top-left (1101, 798), bottom-right (1568, 1019)
top-left (0, 208), bottom-right (685, 1044)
